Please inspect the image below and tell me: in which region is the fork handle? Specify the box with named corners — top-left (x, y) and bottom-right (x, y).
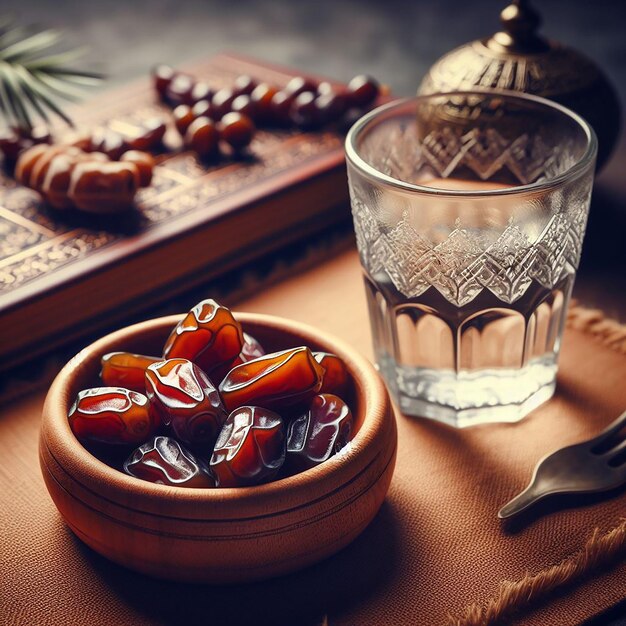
top-left (498, 484), bottom-right (544, 519)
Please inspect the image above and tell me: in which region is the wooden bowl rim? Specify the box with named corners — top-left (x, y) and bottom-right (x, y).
top-left (41, 312), bottom-right (394, 520)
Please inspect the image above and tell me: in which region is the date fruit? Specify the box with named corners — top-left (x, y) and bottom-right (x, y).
top-left (100, 351), bottom-right (161, 392)
top-left (230, 94), bottom-right (256, 119)
top-left (0, 125), bottom-right (51, 163)
top-left (153, 64), bottom-right (176, 97)
top-left (89, 128), bottom-right (129, 160)
top-left (286, 394), bottom-right (353, 471)
top-left (165, 73), bottom-right (195, 106)
top-left (42, 151), bottom-right (85, 209)
top-left (315, 92), bottom-right (348, 124)
top-left (192, 99), bottom-right (213, 119)
top-left (314, 352), bottom-right (349, 395)
top-left (173, 104), bottom-right (195, 135)
top-left (70, 161), bottom-right (141, 212)
top-left (120, 150), bottom-right (155, 187)
top-left (233, 74), bottom-right (257, 96)
top-left (211, 331), bottom-right (266, 382)
top-left (145, 358), bottom-right (227, 448)
top-left (123, 118), bottom-right (167, 152)
top-left (284, 76), bottom-right (318, 97)
top-left (210, 406), bottom-right (286, 487)
top-left (270, 91), bottom-right (296, 126)
top-left (16, 144), bottom-right (152, 213)
top-left (69, 387), bottom-right (157, 445)
top-left (163, 299), bottom-right (244, 374)
top-left (316, 81), bottom-right (335, 96)
top-left (250, 83), bottom-right (278, 123)
top-left (218, 112), bottom-right (255, 151)
top-left (190, 81), bottom-right (214, 104)
top-left (240, 332), bottom-right (266, 362)
top-left (184, 117), bottom-right (219, 159)
top-left (211, 87), bottom-right (236, 120)
top-left (347, 74), bottom-right (380, 107)
top-left (124, 436), bottom-right (214, 487)
top-left (219, 346), bottom-right (324, 412)
top-left (290, 92), bottom-right (318, 128)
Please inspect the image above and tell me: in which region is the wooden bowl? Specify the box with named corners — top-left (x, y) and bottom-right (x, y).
top-left (40, 313), bottom-right (397, 583)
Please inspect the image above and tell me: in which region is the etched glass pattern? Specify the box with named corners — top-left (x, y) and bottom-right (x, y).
top-left (346, 94), bottom-right (596, 426)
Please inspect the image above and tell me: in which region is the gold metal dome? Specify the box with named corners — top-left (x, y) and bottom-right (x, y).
top-left (418, 0), bottom-right (621, 169)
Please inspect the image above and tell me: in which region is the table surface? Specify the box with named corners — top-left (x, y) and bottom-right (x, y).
top-left (2, 248), bottom-right (626, 626)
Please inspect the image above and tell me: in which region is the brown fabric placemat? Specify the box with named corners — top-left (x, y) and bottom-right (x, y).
top-left (1, 248), bottom-right (625, 626)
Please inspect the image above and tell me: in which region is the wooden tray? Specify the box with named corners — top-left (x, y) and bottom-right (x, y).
top-left (0, 53), bottom-right (353, 371)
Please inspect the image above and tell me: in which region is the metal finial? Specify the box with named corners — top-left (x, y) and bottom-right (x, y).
top-left (490, 0), bottom-right (549, 53)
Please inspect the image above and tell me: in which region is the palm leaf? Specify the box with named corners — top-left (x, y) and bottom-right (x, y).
top-left (23, 48), bottom-right (87, 69)
top-left (13, 70), bottom-right (51, 123)
top-left (0, 64), bottom-right (31, 128)
top-left (1, 30), bottom-right (63, 62)
top-left (0, 19), bottom-right (103, 131)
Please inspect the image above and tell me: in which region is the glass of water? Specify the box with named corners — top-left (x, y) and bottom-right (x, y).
top-left (345, 91), bottom-right (597, 427)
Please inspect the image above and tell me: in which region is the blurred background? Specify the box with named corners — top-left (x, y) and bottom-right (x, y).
top-left (3, 0), bottom-right (626, 317)
top-left (4, 0), bottom-right (624, 99)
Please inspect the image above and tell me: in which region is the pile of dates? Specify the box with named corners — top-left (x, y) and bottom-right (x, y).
top-left (0, 125), bottom-right (52, 164)
top-left (72, 118), bottom-right (167, 161)
top-left (1, 120), bottom-right (164, 215)
top-left (0, 119), bottom-right (166, 170)
top-left (153, 65), bottom-right (382, 159)
top-left (15, 144), bottom-right (154, 213)
top-left (68, 299), bottom-right (354, 488)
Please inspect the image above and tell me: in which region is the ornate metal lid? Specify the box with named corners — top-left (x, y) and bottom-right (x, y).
top-left (418, 0), bottom-right (621, 169)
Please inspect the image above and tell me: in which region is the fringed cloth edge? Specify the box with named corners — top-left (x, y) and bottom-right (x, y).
top-left (448, 518), bottom-right (626, 626)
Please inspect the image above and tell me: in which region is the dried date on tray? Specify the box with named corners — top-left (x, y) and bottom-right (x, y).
top-left (286, 393), bottom-right (353, 471)
top-left (163, 299), bottom-right (244, 375)
top-left (218, 346), bottom-right (324, 412)
top-left (145, 358), bottom-right (227, 448)
top-left (124, 436), bottom-right (214, 488)
top-left (68, 387), bottom-right (158, 445)
top-left (210, 406), bottom-right (286, 487)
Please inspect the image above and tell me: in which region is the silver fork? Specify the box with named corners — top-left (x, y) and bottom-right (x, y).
top-left (498, 410), bottom-right (626, 519)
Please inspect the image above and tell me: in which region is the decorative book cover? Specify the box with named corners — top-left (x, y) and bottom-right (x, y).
top-left (0, 53), bottom-right (351, 370)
